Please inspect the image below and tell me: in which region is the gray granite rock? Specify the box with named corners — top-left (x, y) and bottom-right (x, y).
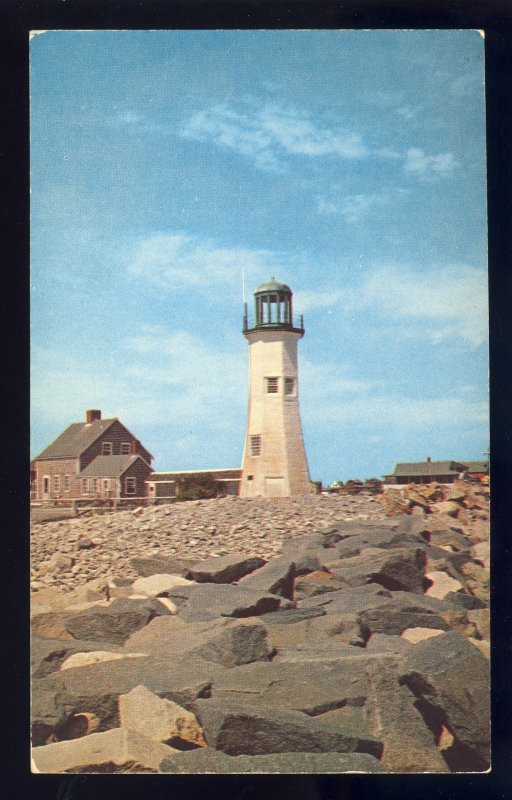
top-left (187, 553), bottom-right (266, 584)
top-left (193, 698), bottom-right (384, 757)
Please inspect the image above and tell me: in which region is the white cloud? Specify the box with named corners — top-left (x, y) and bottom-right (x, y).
top-left (403, 147), bottom-right (457, 181)
top-left (362, 263), bottom-right (488, 348)
top-left (181, 101), bottom-right (368, 170)
top-left (316, 188), bottom-right (410, 223)
top-left (303, 393), bottom-right (488, 431)
top-left (293, 289), bottom-right (344, 313)
top-left (127, 232), bottom-right (285, 292)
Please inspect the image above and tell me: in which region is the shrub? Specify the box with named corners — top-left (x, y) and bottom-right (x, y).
top-left (177, 473), bottom-right (219, 501)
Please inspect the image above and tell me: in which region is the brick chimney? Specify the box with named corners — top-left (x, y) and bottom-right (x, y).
top-left (86, 409), bottom-right (102, 424)
top-left (426, 457), bottom-right (431, 462)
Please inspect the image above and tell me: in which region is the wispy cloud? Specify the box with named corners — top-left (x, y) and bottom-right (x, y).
top-left (362, 263), bottom-right (487, 347)
top-left (316, 189), bottom-right (409, 223)
top-left (127, 232), bottom-right (286, 292)
top-left (181, 101), bottom-right (369, 170)
top-left (403, 147), bottom-right (457, 181)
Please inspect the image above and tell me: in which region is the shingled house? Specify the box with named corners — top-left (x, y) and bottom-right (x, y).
top-left (384, 457), bottom-right (487, 485)
top-left (32, 409), bottom-right (153, 501)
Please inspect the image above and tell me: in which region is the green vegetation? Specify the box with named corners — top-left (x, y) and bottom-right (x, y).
top-left (177, 473), bottom-right (219, 501)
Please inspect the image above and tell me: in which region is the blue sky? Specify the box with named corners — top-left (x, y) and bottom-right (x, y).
top-left (30, 29), bottom-right (488, 484)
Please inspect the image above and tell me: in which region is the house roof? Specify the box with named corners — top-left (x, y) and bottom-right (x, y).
top-left (35, 418), bottom-right (118, 459)
top-left (79, 455), bottom-right (152, 478)
top-left (389, 461), bottom-right (467, 477)
top-left (35, 418), bottom-right (153, 461)
top-left (462, 461), bottom-right (489, 473)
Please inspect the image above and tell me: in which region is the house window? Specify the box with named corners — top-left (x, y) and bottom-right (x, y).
top-left (43, 476), bottom-right (50, 494)
top-left (102, 442), bottom-right (113, 455)
top-left (92, 478), bottom-right (100, 494)
top-left (125, 477), bottom-right (137, 495)
top-left (52, 475), bottom-right (61, 493)
top-left (81, 478), bottom-right (89, 495)
top-left (266, 377), bottom-right (279, 393)
top-left (247, 475), bottom-right (254, 481)
top-left (284, 377), bottom-right (295, 395)
top-left (250, 435), bottom-right (262, 456)
top-left (63, 475), bottom-right (70, 492)
top-left (121, 442), bottom-right (131, 455)
top-left (102, 479), bottom-right (110, 496)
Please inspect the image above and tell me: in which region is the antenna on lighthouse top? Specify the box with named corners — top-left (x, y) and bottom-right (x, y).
top-left (242, 265), bottom-right (246, 304)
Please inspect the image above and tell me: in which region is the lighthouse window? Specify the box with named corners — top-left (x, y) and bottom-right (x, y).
top-left (250, 435), bottom-right (262, 456)
top-left (284, 378), bottom-right (295, 395)
top-left (266, 377), bottom-right (279, 393)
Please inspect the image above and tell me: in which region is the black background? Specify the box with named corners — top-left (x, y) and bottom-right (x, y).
top-left (2, 1), bottom-right (511, 799)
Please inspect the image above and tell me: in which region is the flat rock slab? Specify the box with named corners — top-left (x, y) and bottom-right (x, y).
top-left (209, 658), bottom-right (371, 715)
top-left (328, 547), bottom-right (427, 594)
top-left (130, 556), bottom-right (197, 578)
top-left (360, 608), bottom-right (450, 637)
top-left (237, 556), bottom-right (297, 599)
top-left (124, 617), bottom-right (273, 669)
top-left (399, 631), bottom-right (490, 771)
top-left (176, 584), bottom-right (293, 622)
top-left (32, 727), bottom-right (178, 773)
top-left (31, 636), bottom-right (125, 679)
top-left (187, 553), bottom-right (266, 584)
top-left (65, 598), bottom-right (171, 645)
top-left (262, 612), bottom-right (364, 650)
top-left (193, 699), bottom-right (383, 758)
top-left (299, 584), bottom-right (393, 614)
top-left (32, 654), bottom-right (228, 740)
top-left (294, 574), bottom-right (347, 600)
top-left (131, 574), bottom-right (196, 597)
top-left (159, 749), bottom-right (388, 773)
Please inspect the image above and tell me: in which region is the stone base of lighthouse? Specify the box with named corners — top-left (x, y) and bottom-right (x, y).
top-left (239, 329), bottom-right (311, 498)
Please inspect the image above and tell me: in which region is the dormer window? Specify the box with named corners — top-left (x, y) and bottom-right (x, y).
top-left (101, 442), bottom-right (113, 455)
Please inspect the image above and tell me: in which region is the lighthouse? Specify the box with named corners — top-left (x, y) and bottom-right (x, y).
top-left (240, 279), bottom-right (311, 497)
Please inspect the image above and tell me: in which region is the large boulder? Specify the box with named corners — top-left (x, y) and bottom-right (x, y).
top-left (327, 547), bottom-right (427, 594)
top-left (32, 654), bottom-right (228, 741)
top-left (159, 749), bottom-right (388, 773)
top-left (124, 616), bottom-right (274, 669)
top-left (237, 556), bottom-right (297, 599)
top-left (210, 658), bottom-right (371, 715)
top-left (130, 555), bottom-right (197, 578)
top-left (262, 611), bottom-right (365, 651)
top-left (65, 598), bottom-right (171, 645)
top-left (363, 656), bottom-right (450, 772)
top-left (32, 727), bottom-right (178, 773)
top-left (298, 584), bottom-right (393, 614)
top-left (399, 631), bottom-right (490, 770)
top-left (176, 584), bottom-right (293, 622)
top-left (360, 607), bottom-right (450, 638)
top-left (187, 553), bottom-right (266, 584)
top-left (119, 685), bottom-right (206, 747)
top-left (193, 699), bottom-right (383, 758)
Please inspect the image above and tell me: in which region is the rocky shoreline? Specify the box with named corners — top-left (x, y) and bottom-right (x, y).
top-left (31, 482), bottom-right (490, 774)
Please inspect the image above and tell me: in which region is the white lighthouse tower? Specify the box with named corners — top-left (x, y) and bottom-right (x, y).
top-left (240, 279), bottom-right (311, 497)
